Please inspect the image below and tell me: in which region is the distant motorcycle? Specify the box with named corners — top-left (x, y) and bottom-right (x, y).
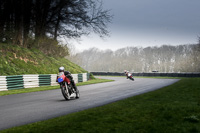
top-left (127, 73), bottom-right (134, 81)
top-left (57, 72), bottom-right (80, 100)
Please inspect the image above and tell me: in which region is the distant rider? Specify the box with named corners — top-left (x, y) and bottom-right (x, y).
top-left (124, 70), bottom-right (129, 79)
top-left (124, 70), bottom-right (133, 80)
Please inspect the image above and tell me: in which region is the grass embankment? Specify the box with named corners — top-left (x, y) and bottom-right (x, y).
top-left (1, 78), bottom-right (200, 133)
top-left (0, 43), bottom-right (87, 75)
top-left (0, 78), bottom-right (113, 96)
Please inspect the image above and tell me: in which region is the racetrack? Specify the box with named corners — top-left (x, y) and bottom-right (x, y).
top-left (0, 77), bottom-right (179, 130)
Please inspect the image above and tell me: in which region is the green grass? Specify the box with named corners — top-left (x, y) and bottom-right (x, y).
top-left (76, 78), bottom-right (114, 86)
top-left (1, 78), bottom-right (200, 133)
top-left (0, 78), bottom-right (114, 96)
top-left (0, 43), bottom-right (87, 75)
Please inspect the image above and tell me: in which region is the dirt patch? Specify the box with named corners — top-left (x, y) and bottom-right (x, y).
top-left (13, 53), bottom-right (38, 64)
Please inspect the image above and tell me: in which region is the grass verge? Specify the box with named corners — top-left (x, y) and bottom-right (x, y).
top-left (0, 43), bottom-right (88, 75)
top-left (1, 78), bottom-right (200, 133)
top-left (0, 78), bottom-right (114, 96)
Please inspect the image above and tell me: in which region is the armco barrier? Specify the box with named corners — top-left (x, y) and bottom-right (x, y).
top-left (6, 75), bottom-right (24, 90)
top-left (50, 74), bottom-right (58, 86)
top-left (72, 74), bottom-right (78, 84)
top-left (0, 73), bottom-right (90, 91)
top-left (23, 75), bottom-right (39, 88)
top-left (78, 74), bottom-right (83, 82)
top-left (87, 73), bottom-right (90, 81)
top-left (91, 72), bottom-right (200, 77)
top-left (39, 75), bottom-right (51, 86)
top-left (82, 73), bottom-right (87, 82)
top-left (0, 76), bottom-right (7, 91)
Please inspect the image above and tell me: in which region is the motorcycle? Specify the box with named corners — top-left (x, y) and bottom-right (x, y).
top-left (57, 72), bottom-right (80, 100)
top-left (127, 73), bottom-right (134, 81)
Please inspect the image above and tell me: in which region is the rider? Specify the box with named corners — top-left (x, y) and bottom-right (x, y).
top-left (124, 70), bottom-right (129, 79)
top-left (124, 70), bottom-right (133, 79)
top-left (57, 66), bottom-right (77, 92)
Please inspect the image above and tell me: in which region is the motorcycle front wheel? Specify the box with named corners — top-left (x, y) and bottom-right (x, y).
top-left (61, 85), bottom-right (70, 100)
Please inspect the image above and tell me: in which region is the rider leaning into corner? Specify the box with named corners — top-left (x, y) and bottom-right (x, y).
top-left (124, 70), bottom-right (134, 80)
top-left (124, 70), bottom-right (129, 79)
top-left (57, 66), bottom-right (78, 94)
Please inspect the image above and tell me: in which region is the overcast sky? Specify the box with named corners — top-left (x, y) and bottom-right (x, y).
top-left (71, 0), bottom-right (200, 51)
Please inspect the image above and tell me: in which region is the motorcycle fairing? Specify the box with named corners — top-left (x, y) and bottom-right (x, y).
top-left (57, 73), bottom-right (70, 84)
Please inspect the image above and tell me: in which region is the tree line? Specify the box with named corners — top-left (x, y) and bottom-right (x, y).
top-left (68, 43), bottom-right (200, 73)
top-left (0, 0), bottom-right (111, 56)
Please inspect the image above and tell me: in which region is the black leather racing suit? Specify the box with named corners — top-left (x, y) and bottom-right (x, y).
top-left (64, 71), bottom-right (77, 91)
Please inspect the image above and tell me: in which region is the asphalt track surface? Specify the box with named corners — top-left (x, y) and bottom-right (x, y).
top-left (0, 77), bottom-right (179, 130)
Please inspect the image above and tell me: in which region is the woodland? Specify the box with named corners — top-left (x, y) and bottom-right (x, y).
top-left (68, 43), bottom-right (200, 72)
top-left (0, 0), bottom-right (111, 57)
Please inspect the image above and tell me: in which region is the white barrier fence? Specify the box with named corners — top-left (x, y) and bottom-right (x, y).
top-left (50, 74), bottom-right (58, 86)
top-left (0, 73), bottom-right (90, 91)
top-left (72, 74), bottom-right (78, 84)
top-left (0, 76), bottom-right (7, 91)
top-left (23, 75), bottom-right (39, 88)
top-left (82, 73), bottom-right (87, 82)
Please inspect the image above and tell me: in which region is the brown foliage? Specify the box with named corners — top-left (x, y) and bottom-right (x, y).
top-left (36, 38), bottom-right (69, 57)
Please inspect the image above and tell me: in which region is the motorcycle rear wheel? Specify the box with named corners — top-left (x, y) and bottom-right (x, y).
top-left (75, 88), bottom-right (80, 98)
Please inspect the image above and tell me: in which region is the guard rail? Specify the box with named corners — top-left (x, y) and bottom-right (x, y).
top-left (0, 73), bottom-right (90, 91)
top-left (91, 72), bottom-right (200, 77)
